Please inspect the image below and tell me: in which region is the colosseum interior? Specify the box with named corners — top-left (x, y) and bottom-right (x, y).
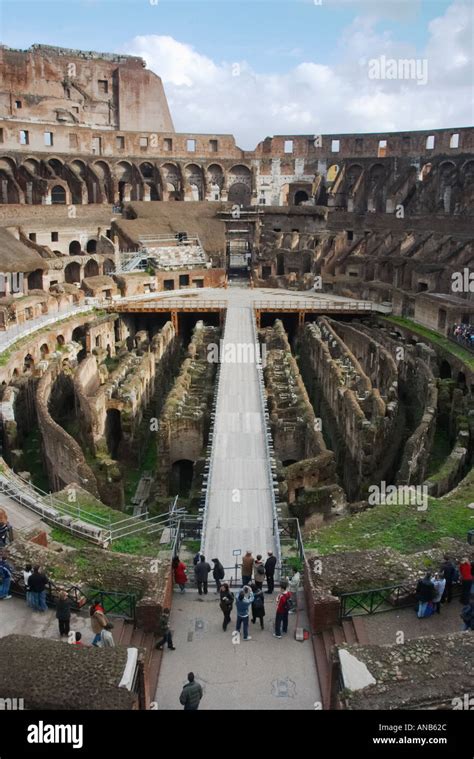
top-left (0, 42), bottom-right (473, 717)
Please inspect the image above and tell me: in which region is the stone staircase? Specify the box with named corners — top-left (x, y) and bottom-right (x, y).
top-left (112, 618), bottom-right (163, 704)
top-left (313, 616), bottom-right (369, 710)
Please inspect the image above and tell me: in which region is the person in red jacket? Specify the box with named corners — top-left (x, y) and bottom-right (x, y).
top-left (172, 556), bottom-right (188, 593)
top-left (459, 558), bottom-right (473, 604)
top-left (273, 582), bottom-right (292, 638)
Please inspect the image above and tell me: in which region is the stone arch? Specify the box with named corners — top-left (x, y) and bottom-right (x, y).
top-left (368, 163), bottom-right (385, 182)
top-left (294, 190), bottom-right (309, 205)
top-left (346, 163), bottom-right (363, 188)
top-left (40, 343), bottom-right (49, 359)
top-left (0, 156), bottom-right (17, 173)
top-left (23, 353), bottom-right (34, 373)
top-left (103, 258), bottom-right (115, 275)
top-left (70, 159), bottom-right (88, 178)
top-left (84, 259), bottom-right (99, 278)
top-left (64, 261), bottom-right (81, 284)
top-left (228, 164), bottom-right (252, 205)
top-left (228, 182), bottom-right (251, 205)
top-left (184, 163), bottom-right (204, 200)
top-left (115, 160), bottom-right (133, 202)
top-left (48, 158), bottom-right (64, 177)
top-left (27, 269), bottom-right (43, 290)
top-left (140, 161), bottom-right (155, 179)
top-left (93, 160), bottom-right (113, 202)
top-left (0, 158), bottom-right (20, 203)
top-left (160, 162), bottom-right (182, 200)
top-left (22, 158), bottom-right (40, 174)
top-left (86, 239), bottom-right (97, 253)
top-left (439, 359), bottom-right (452, 379)
top-left (56, 334), bottom-right (65, 347)
top-left (51, 185), bottom-right (66, 204)
top-left (69, 240), bottom-right (82, 255)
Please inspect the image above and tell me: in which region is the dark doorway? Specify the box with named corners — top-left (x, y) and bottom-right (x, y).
top-left (105, 409), bottom-right (122, 459)
top-left (171, 459), bottom-right (194, 497)
top-left (294, 190), bottom-right (309, 205)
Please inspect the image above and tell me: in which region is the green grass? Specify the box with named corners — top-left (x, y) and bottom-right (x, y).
top-left (306, 486), bottom-right (474, 555)
top-left (50, 525), bottom-right (164, 556)
top-left (383, 316), bottom-right (474, 370)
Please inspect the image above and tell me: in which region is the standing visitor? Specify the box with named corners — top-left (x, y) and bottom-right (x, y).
top-left (461, 594), bottom-right (474, 631)
top-left (0, 556), bottom-right (13, 600)
top-left (172, 556), bottom-right (188, 593)
top-left (415, 573), bottom-right (435, 618)
top-left (459, 558), bottom-right (473, 605)
top-left (28, 565), bottom-right (49, 611)
top-left (288, 567), bottom-right (301, 614)
top-left (100, 623), bottom-right (115, 648)
top-left (219, 583), bottom-right (234, 631)
top-left (432, 572), bottom-right (446, 615)
top-left (235, 586), bottom-right (254, 641)
top-left (195, 555), bottom-right (211, 596)
top-left (241, 551), bottom-right (254, 586)
top-left (56, 590), bottom-right (71, 637)
top-left (179, 672), bottom-right (203, 710)
top-left (273, 582), bottom-right (292, 638)
top-left (90, 598), bottom-right (108, 646)
top-left (250, 583), bottom-right (265, 629)
top-left (254, 555), bottom-right (265, 591)
top-left (23, 563), bottom-right (33, 608)
top-left (265, 551), bottom-right (277, 594)
top-left (211, 558), bottom-right (225, 593)
top-left (440, 555), bottom-right (458, 603)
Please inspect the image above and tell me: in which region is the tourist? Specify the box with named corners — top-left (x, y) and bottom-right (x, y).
top-left (179, 672), bottom-right (203, 711)
top-left (72, 632), bottom-right (83, 646)
top-left (56, 590), bottom-right (71, 637)
top-left (172, 555), bottom-right (188, 593)
top-left (0, 556), bottom-right (13, 600)
top-left (440, 555), bottom-right (458, 603)
top-left (100, 623), bottom-right (115, 648)
top-left (288, 567), bottom-right (301, 614)
top-left (265, 551), bottom-right (277, 594)
top-left (241, 550), bottom-right (254, 586)
top-left (459, 558), bottom-right (473, 605)
top-left (28, 565), bottom-right (49, 611)
top-left (415, 573), bottom-right (436, 618)
top-left (155, 607), bottom-right (176, 651)
top-left (219, 583), bottom-right (234, 631)
top-left (90, 598), bottom-right (108, 646)
top-left (0, 519), bottom-right (12, 547)
top-left (235, 585), bottom-right (254, 641)
top-left (250, 582), bottom-right (265, 629)
top-left (432, 572), bottom-right (446, 615)
top-left (211, 557), bottom-right (225, 593)
top-left (254, 555), bottom-right (265, 590)
top-left (461, 594), bottom-right (474, 631)
top-left (195, 555), bottom-right (211, 596)
top-left (23, 563), bottom-right (33, 608)
top-left (273, 582), bottom-right (292, 638)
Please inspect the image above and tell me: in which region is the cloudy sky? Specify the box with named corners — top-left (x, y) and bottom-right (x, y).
top-left (2, 0), bottom-right (473, 148)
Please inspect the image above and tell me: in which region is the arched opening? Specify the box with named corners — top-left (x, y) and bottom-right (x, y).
top-left (95, 335), bottom-right (102, 349)
top-left (276, 252), bottom-right (285, 276)
top-left (84, 259), bottom-right (99, 278)
top-left (69, 240), bottom-right (82, 256)
top-left (72, 325), bottom-right (87, 361)
top-left (457, 371), bottom-right (467, 391)
top-left (40, 343), bottom-right (49, 359)
top-left (228, 182), bottom-right (251, 206)
top-left (294, 190), bottom-right (309, 206)
top-left (56, 334), bottom-right (65, 347)
top-left (140, 162), bottom-right (154, 179)
top-left (64, 262), bottom-right (81, 284)
top-left (48, 373), bottom-right (76, 432)
top-left (51, 185), bottom-right (66, 204)
top-left (170, 459), bottom-right (194, 497)
top-left (48, 159), bottom-right (63, 177)
top-left (439, 360), bottom-right (452, 379)
top-left (103, 258), bottom-right (115, 275)
top-left (27, 269), bottom-right (43, 290)
top-left (105, 409), bottom-right (122, 459)
top-left (23, 354), bottom-right (34, 373)
top-left (86, 239), bottom-right (97, 254)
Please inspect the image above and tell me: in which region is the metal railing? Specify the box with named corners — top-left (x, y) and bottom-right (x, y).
top-left (251, 310), bottom-right (282, 575)
top-left (253, 299), bottom-right (382, 312)
top-left (0, 302), bottom-right (98, 352)
top-left (111, 298), bottom-right (227, 310)
top-left (278, 517), bottom-right (305, 576)
top-left (339, 583), bottom-right (416, 621)
top-left (199, 347), bottom-right (222, 555)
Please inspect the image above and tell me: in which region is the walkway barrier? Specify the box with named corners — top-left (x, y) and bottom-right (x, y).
top-left (253, 299), bottom-right (379, 312)
top-left (339, 583), bottom-right (416, 621)
top-left (0, 302), bottom-right (98, 352)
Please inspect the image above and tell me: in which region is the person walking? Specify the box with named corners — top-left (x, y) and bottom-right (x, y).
top-left (23, 563), bottom-right (33, 608)
top-left (265, 551), bottom-right (277, 594)
top-left (461, 594), bottom-right (474, 631)
top-left (250, 583), bottom-right (265, 629)
top-left (288, 567), bottom-right (301, 614)
top-left (235, 585), bottom-right (254, 641)
top-left (241, 551), bottom-right (254, 586)
top-left (179, 672), bottom-right (203, 711)
top-left (100, 623), bottom-right (115, 648)
top-left (273, 582), bottom-right (292, 638)
top-left (56, 590), bottom-right (71, 637)
top-left (172, 556), bottom-right (188, 593)
top-left (90, 598), bottom-right (108, 646)
top-left (415, 573), bottom-right (435, 618)
top-left (28, 565), bottom-right (49, 611)
top-left (211, 558), bottom-right (225, 594)
top-left (440, 555), bottom-right (458, 603)
top-left (254, 555), bottom-right (265, 591)
top-left (0, 556), bottom-right (13, 600)
top-left (219, 583), bottom-right (234, 631)
top-left (195, 555), bottom-right (211, 596)
top-left (156, 607), bottom-right (176, 651)
top-left (459, 558), bottom-right (473, 605)
top-left (432, 572), bottom-right (446, 615)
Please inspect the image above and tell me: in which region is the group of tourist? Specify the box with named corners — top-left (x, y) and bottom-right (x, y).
top-left (415, 555), bottom-right (474, 626)
top-left (171, 549), bottom-right (301, 642)
top-left (452, 323), bottom-right (474, 348)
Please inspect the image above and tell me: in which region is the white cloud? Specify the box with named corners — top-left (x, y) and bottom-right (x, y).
top-left (124, 2), bottom-right (473, 149)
